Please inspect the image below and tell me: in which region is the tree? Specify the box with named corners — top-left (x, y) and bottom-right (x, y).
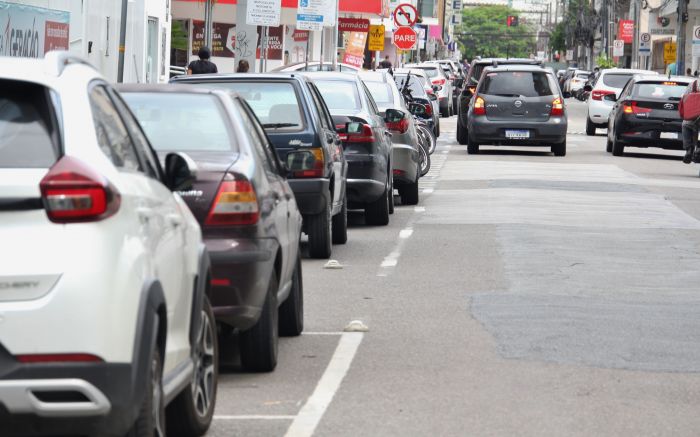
top-left (551, 22), bottom-right (566, 54)
top-left (456, 6), bottom-right (536, 60)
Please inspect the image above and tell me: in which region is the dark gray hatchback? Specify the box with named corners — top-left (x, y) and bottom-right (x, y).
top-left (466, 65), bottom-right (567, 156)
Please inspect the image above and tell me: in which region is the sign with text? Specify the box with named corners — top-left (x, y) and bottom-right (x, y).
top-left (693, 26), bottom-right (700, 57)
top-left (618, 20), bottom-right (634, 44)
top-left (639, 32), bottom-right (651, 56)
top-left (0, 2), bottom-right (70, 58)
top-left (247, 0), bottom-right (281, 27)
top-left (256, 25), bottom-right (284, 60)
top-left (664, 42), bottom-right (677, 63)
top-left (192, 20), bottom-right (235, 58)
top-left (612, 39), bottom-right (624, 57)
top-left (285, 25), bottom-right (310, 63)
top-left (297, 0), bottom-right (336, 31)
top-left (338, 18), bottom-right (370, 33)
top-left (565, 49), bottom-right (573, 61)
top-left (368, 25), bottom-right (385, 51)
top-left (393, 26), bottom-right (417, 50)
top-left (343, 30), bottom-right (368, 68)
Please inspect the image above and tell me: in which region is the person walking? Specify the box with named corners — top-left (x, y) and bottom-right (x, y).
top-left (679, 78), bottom-right (700, 163)
top-left (236, 60), bottom-right (250, 73)
top-left (187, 47), bottom-right (218, 75)
top-left (379, 55), bottom-right (393, 69)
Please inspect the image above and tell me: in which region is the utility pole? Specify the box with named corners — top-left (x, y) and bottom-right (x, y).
top-left (677, 0), bottom-right (688, 74)
top-left (204, 0), bottom-right (213, 50)
top-left (632, 0), bottom-right (640, 68)
top-left (117, 0), bottom-right (128, 82)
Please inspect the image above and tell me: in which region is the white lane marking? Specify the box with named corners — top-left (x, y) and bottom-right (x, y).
top-left (377, 228), bottom-right (413, 275)
top-left (215, 415), bottom-right (295, 420)
top-left (399, 228), bottom-right (414, 239)
top-left (414, 206), bottom-right (426, 213)
top-left (423, 188), bottom-right (434, 194)
top-left (284, 332), bottom-right (364, 437)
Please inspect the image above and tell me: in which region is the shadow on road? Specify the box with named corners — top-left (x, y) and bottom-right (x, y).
top-left (621, 152), bottom-right (683, 161)
top-left (475, 149), bottom-right (553, 157)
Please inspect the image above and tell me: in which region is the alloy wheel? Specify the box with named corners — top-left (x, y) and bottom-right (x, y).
top-left (191, 309), bottom-right (216, 418)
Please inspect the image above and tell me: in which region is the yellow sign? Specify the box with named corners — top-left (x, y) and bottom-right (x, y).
top-left (368, 25), bottom-right (385, 51)
top-left (664, 42), bottom-right (677, 63)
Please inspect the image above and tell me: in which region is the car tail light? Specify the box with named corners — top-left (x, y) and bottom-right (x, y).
top-left (393, 169), bottom-right (406, 177)
top-left (426, 88), bottom-right (435, 95)
top-left (474, 96), bottom-right (486, 116)
top-left (346, 123), bottom-right (375, 143)
top-left (432, 78), bottom-right (446, 86)
top-left (591, 89), bottom-right (615, 101)
top-left (205, 174), bottom-right (259, 226)
top-left (467, 86), bottom-right (477, 94)
top-left (551, 97), bottom-right (564, 116)
top-left (386, 117), bottom-right (410, 134)
top-left (39, 156), bottom-right (120, 223)
top-left (291, 147), bottom-right (325, 178)
top-left (210, 278), bottom-right (231, 287)
top-left (424, 103), bottom-right (433, 116)
top-left (17, 353), bottom-right (103, 363)
top-left (623, 101), bottom-right (652, 115)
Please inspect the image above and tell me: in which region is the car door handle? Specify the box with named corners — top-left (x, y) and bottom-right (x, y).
top-left (166, 213), bottom-right (183, 227)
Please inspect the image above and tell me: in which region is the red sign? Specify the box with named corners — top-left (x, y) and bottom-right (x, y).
top-left (393, 26), bottom-right (418, 50)
top-left (343, 30), bottom-right (368, 68)
top-left (393, 3), bottom-right (418, 27)
top-left (44, 21), bottom-right (69, 54)
top-left (338, 18), bottom-right (370, 33)
top-left (257, 26), bottom-right (284, 60)
top-left (619, 20), bottom-right (634, 44)
top-left (192, 20), bottom-right (235, 58)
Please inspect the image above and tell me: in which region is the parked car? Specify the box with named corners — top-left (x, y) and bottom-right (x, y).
top-left (0, 53), bottom-right (217, 436)
top-left (405, 63), bottom-right (454, 117)
top-left (272, 61), bottom-right (361, 73)
top-left (426, 60), bottom-right (463, 110)
top-left (304, 72), bottom-right (394, 225)
top-left (393, 68), bottom-right (440, 136)
top-left (605, 75), bottom-right (691, 156)
top-left (360, 71), bottom-right (421, 205)
top-left (466, 64), bottom-right (567, 156)
top-left (564, 69), bottom-right (590, 97)
top-left (120, 84), bottom-right (304, 373)
top-left (583, 68), bottom-right (657, 135)
top-left (457, 57), bottom-right (543, 145)
top-left (171, 73), bottom-right (347, 259)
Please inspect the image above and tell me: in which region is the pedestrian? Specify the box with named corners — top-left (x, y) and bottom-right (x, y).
top-left (187, 46), bottom-right (218, 75)
top-left (236, 59), bottom-right (250, 73)
top-left (688, 68), bottom-right (693, 76)
top-left (379, 55), bottom-right (393, 69)
top-left (679, 78), bottom-right (700, 163)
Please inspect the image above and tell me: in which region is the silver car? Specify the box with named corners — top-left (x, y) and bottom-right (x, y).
top-left (405, 63), bottom-right (454, 117)
top-left (360, 71), bottom-right (421, 205)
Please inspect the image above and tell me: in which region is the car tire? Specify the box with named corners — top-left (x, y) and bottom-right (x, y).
top-left (399, 179), bottom-right (419, 205)
top-left (307, 201), bottom-right (332, 259)
top-left (126, 345), bottom-right (165, 437)
top-left (440, 104), bottom-right (449, 118)
top-left (240, 272), bottom-right (279, 372)
top-left (279, 253), bottom-right (304, 336)
top-left (457, 120), bottom-right (468, 145)
top-left (166, 296), bottom-right (218, 437)
top-left (365, 180), bottom-right (390, 226)
top-left (552, 140), bottom-right (567, 156)
top-left (467, 135), bottom-right (479, 154)
top-left (586, 117), bottom-right (596, 136)
top-left (331, 196), bottom-right (347, 245)
top-left (436, 118), bottom-right (441, 137)
top-left (612, 136), bottom-right (624, 156)
top-left (388, 176), bottom-right (395, 215)
top-left (606, 135), bottom-right (613, 153)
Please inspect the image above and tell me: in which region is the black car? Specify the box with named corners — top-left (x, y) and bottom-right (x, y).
top-left (606, 75), bottom-right (692, 156)
top-left (466, 65), bottom-right (567, 156)
top-left (304, 72), bottom-right (394, 226)
top-left (120, 85), bottom-right (304, 372)
top-left (172, 73), bottom-right (348, 259)
top-left (392, 69), bottom-right (439, 136)
top-left (457, 58), bottom-right (542, 145)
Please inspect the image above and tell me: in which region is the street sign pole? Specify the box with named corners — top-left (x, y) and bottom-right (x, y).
top-left (678, 0), bottom-right (688, 74)
top-left (333, 0), bottom-right (339, 70)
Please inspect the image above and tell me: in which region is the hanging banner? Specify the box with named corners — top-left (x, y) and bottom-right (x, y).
top-left (618, 20), bottom-right (634, 44)
top-left (256, 25), bottom-right (284, 60)
top-left (342, 31), bottom-right (368, 68)
top-left (192, 20), bottom-right (235, 58)
top-left (338, 17), bottom-right (370, 33)
top-left (368, 25), bottom-right (385, 51)
top-left (0, 2), bottom-right (70, 58)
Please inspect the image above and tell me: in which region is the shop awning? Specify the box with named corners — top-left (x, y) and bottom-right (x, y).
top-left (175, 0), bottom-right (382, 14)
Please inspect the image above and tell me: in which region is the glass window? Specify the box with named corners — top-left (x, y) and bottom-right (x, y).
top-left (603, 73), bottom-right (634, 89)
top-left (632, 82), bottom-right (689, 99)
top-left (89, 86), bottom-right (141, 172)
top-left (121, 93), bottom-right (235, 152)
top-left (313, 80), bottom-right (361, 111)
top-left (480, 71), bottom-right (556, 97)
top-left (235, 99), bottom-right (278, 174)
top-left (469, 64), bottom-right (486, 84)
top-left (417, 67), bottom-right (439, 78)
top-left (365, 82), bottom-right (393, 104)
top-left (393, 75), bottom-right (428, 98)
top-left (0, 80), bottom-right (60, 168)
top-left (307, 83), bottom-right (333, 130)
top-left (576, 73), bottom-right (590, 79)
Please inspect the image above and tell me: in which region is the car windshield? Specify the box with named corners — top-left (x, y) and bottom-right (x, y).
top-left (603, 73), bottom-right (634, 88)
top-left (480, 71), bottom-right (556, 97)
top-left (364, 82), bottom-right (393, 104)
top-left (632, 82), bottom-right (689, 99)
top-left (313, 80), bottom-right (361, 110)
top-left (122, 93), bottom-right (236, 151)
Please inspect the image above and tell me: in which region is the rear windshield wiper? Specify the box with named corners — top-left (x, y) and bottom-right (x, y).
top-left (262, 123), bottom-right (299, 129)
top-left (668, 97), bottom-right (681, 101)
top-left (494, 93), bottom-right (522, 97)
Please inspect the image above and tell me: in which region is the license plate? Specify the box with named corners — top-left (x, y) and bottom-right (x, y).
top-left (505, 130), bottom-right (530, 139)
top-left (660, 132), bottom-right (678, 139)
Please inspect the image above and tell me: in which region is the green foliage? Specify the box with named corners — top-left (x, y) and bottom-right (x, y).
top-left (171, 20), bottom-right (189, 51)
top-left (457, 6), bottom-right (536, 60)
top-left (551, 22), bottom-right (565, 53)
top-left (596, 54), bottom-right (617, 69)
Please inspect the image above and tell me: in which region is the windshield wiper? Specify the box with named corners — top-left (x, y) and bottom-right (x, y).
top-left (494, 93), bottom-right (522, 97)
top-left (263, 123), bottom-right (299, 128)
top-left (668, 97), bottom-right (681, 101)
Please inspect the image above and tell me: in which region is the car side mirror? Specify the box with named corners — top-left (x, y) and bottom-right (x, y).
top-left (384, 108), bottom-right (404, 123)
top-left (429, 93), bottom-right (438, 101)
top-left (604, 93), bottom-right (617, 102)
top-left (164, 152), bottom-right (197, 191)
top-left (583, 84), bottom-right (593, 92)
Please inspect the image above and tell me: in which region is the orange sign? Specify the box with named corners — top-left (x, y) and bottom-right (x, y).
top-left (343, 31), bottom-right (368, 68)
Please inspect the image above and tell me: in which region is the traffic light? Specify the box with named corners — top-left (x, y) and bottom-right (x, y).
top-left (507, 15), bottom-right (519, 27)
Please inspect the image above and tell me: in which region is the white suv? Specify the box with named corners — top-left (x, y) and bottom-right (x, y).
top-left (585, 68), bottom-right (657, 135)
top-left (0, 52), bottom-right (217, 436)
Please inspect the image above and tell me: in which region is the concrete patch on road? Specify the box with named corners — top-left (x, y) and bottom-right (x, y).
top-left (489, 179), bottom-right (649, 193)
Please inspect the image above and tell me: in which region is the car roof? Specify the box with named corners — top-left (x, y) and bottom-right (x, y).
top-left (300, 71), bottom-right (359, 81)
top-left (1, 52), bottom-right (102, 88)
top-left (471, 58), bottom-right (540, 66)
top-left (358, 71), bottom-right (388, 82)
top-left (632, 74), bottom-right (691, 83)
top-left (171, 72), bottom-right (309, 82)
top-left (392, 68), bottom-right (428, 76)
top-left (482, 64), bottom-right (552, 73)
top-left (271, 61), bottom-right (360, 71)
top-left (600, 68), bottom-right (656, 75)
top-left (116, 83), bottom-right (236, 95)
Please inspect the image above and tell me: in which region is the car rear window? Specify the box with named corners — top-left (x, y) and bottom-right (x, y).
top-left (632, 81), bottom-right (689, 99)
top-left (365, 82), bottom-right (393, 104)
top-left (0, 80), bottom-right (60, 168)
top-left (576, 73), bottom-right (589, 79)
top-left (603, 73), bottom-right (633, 89)
top-left (394, 75), bottom-right (428, 97)
top-left (480, 71), bottom-right (556, 97)
top-left (415, 67), bottom-right (439, 78)
top-left (191, 81), bottom-right (304, 130)
top-left (313, 80), bottom-right (361, 111)
top-left (122, 93), bottom-right (235, 152)
top-left (469, 64), bottom-right (487, 84)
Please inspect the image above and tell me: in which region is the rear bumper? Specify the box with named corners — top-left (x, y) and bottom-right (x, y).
top-left (205, 237), bottom-right (277, 329)
top-left (287, 178), bottom-right (330, 216)
top-left (588, 100), bottom-right (614, 124)
top-left (469, 116), bottom-right (567, 145)
top-left (616, 118), bottom-right (683, 149)
top-left (392, 143), bottom-right (419, 184)
top-left (345, 153), bottom-right (386, 205)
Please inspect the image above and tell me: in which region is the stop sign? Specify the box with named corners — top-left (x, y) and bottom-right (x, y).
top-left (393, 26), bottom-right (418, 50)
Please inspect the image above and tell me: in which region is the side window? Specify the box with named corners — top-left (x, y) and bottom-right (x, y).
top-left (89, 86), bottom-right (142, 172)
top-left (308, 83), bottom-right (333, 130)
top-left (361, 82), bottom-right (379, 115)
top-left (235, 99), bottom-right (280, 175)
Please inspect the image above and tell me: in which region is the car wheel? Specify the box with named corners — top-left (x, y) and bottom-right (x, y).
top-left (552, 140), bottom-right (567, 157)
top-left (126, 345), bottom-right (165, 437)
top-left (240, 271), bottom-right (279, 372)
top-left (435, 119), bottom-right (440, 137)
top-left (457, 120), bottom-right (468, 145)
top-left (440, 104), bottom-right (449, 118)
top-left (388, 174), bottom-right (395, 215)
top-left (606, 135), bottom-right (613, 153)
top-left (467, 135), bottom-right (479, 155)
top-left (279, 253), bottom-right (304, 336)
top-left (586, 117), bottom-right (596, 136)
top-left (399, 178), bottom-right (419, 205)
top-left (365, 180), bottom-right (390, 226)
top-left (612, 136), bottom-right (624, 156)
top-left (331, 195), bottom-right (347, 245)
top-left (307, 201), bottom-right (332, 259)
top-left (166, 296), bottom-right (218, 437)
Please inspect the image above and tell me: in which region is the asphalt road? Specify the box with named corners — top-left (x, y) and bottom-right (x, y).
top-left (207, 99), bottom-right (700, 436)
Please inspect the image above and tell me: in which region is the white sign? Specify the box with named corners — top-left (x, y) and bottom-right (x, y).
top-left (565, 49), bottom-right (573, 61)
top-left (247, 0), bottom-right (281, 27)
top-left (536, 50), bottom-right (545, 60)
top-left (0, 2), bottom-right (70, 58)
top-left (693, 26), bottom-right (700, 57)
top-left (639, 32), bottom-right (651, 56)
top-left (297, 0), bottom-right (336, 31)
top-left (613, 39), bottom-right (624, 57)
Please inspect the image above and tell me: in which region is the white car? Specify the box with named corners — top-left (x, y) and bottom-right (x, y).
top-left (0, 52), bottom-right (217, 436)
top-left (566, 69), bottom-right (590, 94)
top-left (271, 61), bottom-right (361, 72)
top-left (586, 68), bottom-right (657, 135)
top-left (406, 63), bottom-right (454, 118)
